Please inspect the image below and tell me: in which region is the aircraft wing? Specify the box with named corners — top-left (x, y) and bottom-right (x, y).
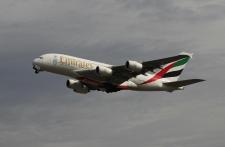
top-left (73, 53), bottom-right (191, 85)
top-left (163, 79), bottom-right (205, 87)
top-left (72, 69), bottom-right (102, 81)
top-left (142, 54), bottom-right (190, 70)
top-left (110, 53), bottom-right (190, 84)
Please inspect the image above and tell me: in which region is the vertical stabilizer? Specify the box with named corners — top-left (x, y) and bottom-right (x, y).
top-left (161, 52), bottom-right (193, 82)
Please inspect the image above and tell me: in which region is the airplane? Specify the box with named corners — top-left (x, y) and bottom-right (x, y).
top-left (32, 52), bottom-right (204, 94)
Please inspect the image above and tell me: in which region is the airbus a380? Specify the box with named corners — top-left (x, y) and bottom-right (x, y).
top-left (32, 52), bottom-right (204, 94)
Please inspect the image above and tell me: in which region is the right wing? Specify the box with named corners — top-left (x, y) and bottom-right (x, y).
top-left (72, 53), bottom-right (192, 85)
top-left (110, 53), bottom-right (192, 84)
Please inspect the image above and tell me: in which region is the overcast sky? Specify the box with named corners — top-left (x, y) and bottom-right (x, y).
top-left (0, 0), bottom-right (225, 147)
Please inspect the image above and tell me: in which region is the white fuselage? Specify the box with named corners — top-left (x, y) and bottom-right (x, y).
top-left (33, 53), bottom-right (175, 92)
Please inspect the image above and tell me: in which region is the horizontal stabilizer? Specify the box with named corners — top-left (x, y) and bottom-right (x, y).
top-left (164, 79), bottom-right (205, 87)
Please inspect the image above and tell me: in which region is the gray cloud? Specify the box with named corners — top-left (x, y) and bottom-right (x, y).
top-left (0, 0), bottom-right (225, 147)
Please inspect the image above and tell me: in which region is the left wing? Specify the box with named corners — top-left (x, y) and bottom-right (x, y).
top-left (163, 79), bottom-right (205, 87)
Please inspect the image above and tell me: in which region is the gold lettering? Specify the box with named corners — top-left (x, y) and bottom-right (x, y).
top-left (75, 60), bottom-right (78, 67)
top-left (71, 59), bottom-right (75, 66)
top-left (66, 58), bottom-right (68, 65)
top-left (59, 57), bottom-right (94, 69)
top-left (69, 59), bottom-right (71, 65)
top-left (60, 56), bottom-right (67, 64)
top-left (81, 62), bottom-right (84, 68)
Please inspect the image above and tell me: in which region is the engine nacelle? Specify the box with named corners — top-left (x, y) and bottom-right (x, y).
top-left (66, 79), bottom-right (89, 94)
top-left (95, 66), bottom-right (113, 77)
top-left (125, 60), bottom-right (143, 72)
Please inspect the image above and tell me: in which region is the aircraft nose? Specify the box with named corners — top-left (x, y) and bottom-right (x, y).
top-left (33, 58), bottom-right (42, 74)
top-left (33, 58), bottom-right (41, 65)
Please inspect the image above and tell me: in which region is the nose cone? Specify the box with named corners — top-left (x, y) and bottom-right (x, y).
top-left (32, 58), bottom-right (41, 66)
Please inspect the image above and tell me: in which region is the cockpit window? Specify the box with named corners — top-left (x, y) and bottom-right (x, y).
top-left (39, 56), bottom-right (43, 59)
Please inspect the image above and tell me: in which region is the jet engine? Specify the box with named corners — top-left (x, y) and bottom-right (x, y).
top-left (66, 79), bottom-right (89, 94)
top-left (125, 60), bottom-right (143, 72)
top-left (95, 66), bottom-right (113, 77)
